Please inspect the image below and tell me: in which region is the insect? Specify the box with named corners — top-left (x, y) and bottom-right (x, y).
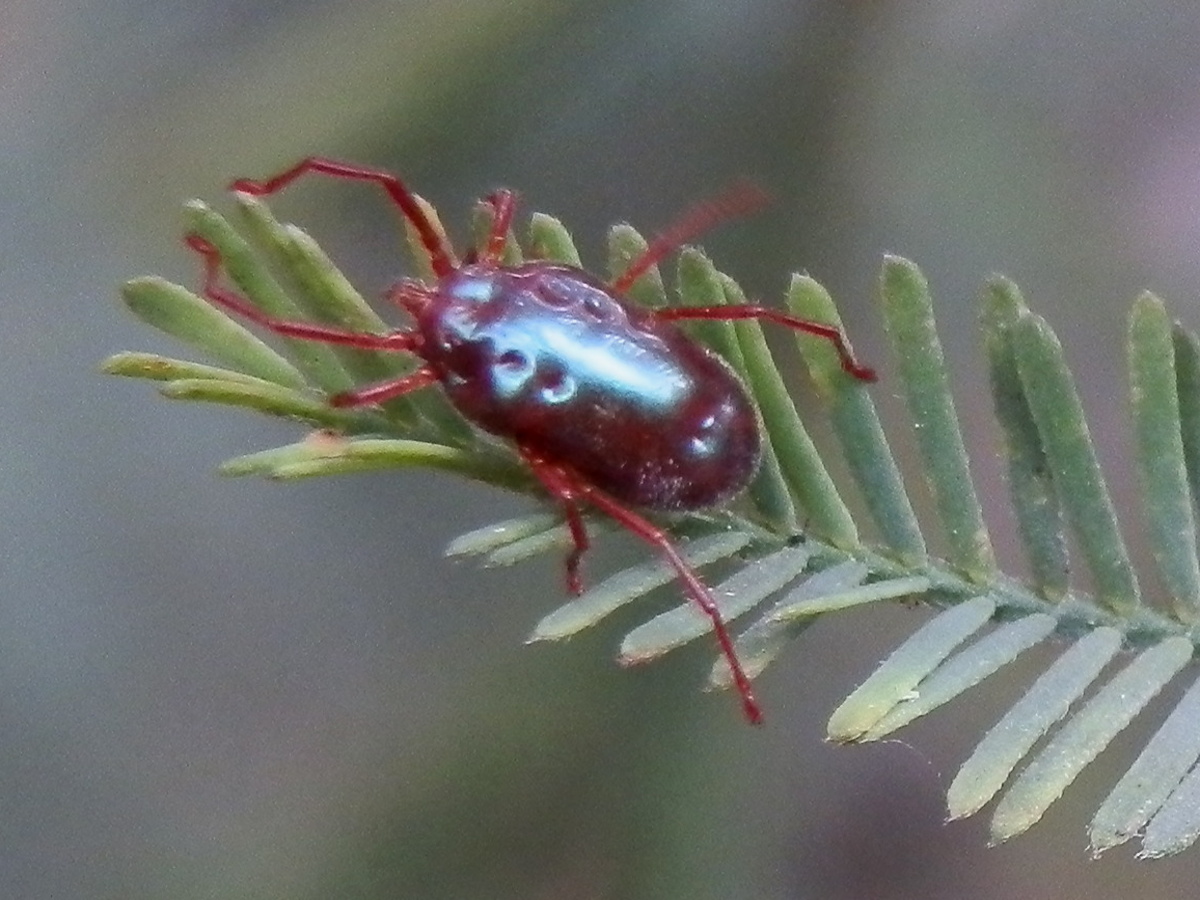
top-left (185, 157), bottom-right (876, 724)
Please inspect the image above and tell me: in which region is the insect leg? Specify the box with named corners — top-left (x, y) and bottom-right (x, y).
top-left (329, 367), bottom-right (440, 408)
top-left (521, 449), bottom-right (764, 725)
top-left (186, 235), bottom-right (418, 352)
top-left (610, 181), bottom-right (768, 296)
top-left (520, 448), bottom-right (591, 596)
top-left (228, 157), bottom-right (457, 279)
top-left (479, 190), bottom-right (518, 265)
top-left (654, 305), bottom-right (877, 381)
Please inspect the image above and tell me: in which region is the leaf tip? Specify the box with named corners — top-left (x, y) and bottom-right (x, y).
top-left (98, 353), bottom-right (130, 375)
top-left (120, 276), bottom-right (184, 311)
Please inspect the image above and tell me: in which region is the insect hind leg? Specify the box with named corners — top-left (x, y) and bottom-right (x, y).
top-left (478, 190), bottom-right (519, 266)
top-left (519, 448), bottom-right (591, 596)
top-left (654, 304), bottom-right (876, 381)
top-left (520, 447), bottom-right (764, 725)
top-left (610, 181), bottom-right (768, 296)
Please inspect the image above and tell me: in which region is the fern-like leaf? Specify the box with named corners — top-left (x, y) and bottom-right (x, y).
top-left (105, 188), bottom-right (1200, 858)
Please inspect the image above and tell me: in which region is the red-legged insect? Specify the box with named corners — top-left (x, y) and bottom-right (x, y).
top-left (185, 157), bottom-right (876, 725)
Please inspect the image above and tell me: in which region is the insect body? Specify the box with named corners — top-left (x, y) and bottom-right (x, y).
top-left (418, 262), bottom-right (760, 511)
top-left (186, 157), bottom-right (876, 725)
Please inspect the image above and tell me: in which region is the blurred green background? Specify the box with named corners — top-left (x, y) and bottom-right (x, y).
top-left (7, 1), bottom-right (1200, 897)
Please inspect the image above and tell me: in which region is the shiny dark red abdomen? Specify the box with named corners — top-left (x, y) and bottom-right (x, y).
top-left (415, 262), bottom-right (761, 511)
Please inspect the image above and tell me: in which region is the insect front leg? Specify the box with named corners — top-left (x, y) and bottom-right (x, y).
top-left (185, 235), bottom-right (419, 352)
top-left (328, 368), bottom-right (441, 408)
top-left (228, 157), bottom-right (457, 279)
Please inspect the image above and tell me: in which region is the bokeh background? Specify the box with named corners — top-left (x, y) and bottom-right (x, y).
top-left (6, 1), bottom-right (1200, 897)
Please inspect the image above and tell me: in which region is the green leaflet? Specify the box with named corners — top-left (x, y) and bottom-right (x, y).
top-left (111, 189), bottom-right (1200, 859)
